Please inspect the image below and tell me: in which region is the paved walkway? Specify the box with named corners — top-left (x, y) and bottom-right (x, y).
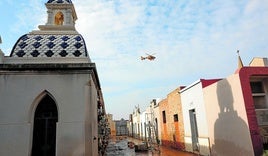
top-left (105, 137), bottom-right (198, 156)
top-left (128, 137), bottom-right (198, 156)
top-left (135, 146), bottom-right (198, 156)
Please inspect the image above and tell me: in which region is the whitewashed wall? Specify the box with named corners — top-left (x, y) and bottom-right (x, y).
top-left (0, 69), bottom-right (98, 156)
top-left (180, 80), bottom-right (210, 155)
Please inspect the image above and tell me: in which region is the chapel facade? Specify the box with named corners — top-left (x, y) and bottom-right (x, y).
top-left (0, 1), bottom-right (105, 155)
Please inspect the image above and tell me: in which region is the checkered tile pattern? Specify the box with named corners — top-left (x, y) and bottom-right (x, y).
top-left (47, 0), bottom-right (72, 4)
top-left (11, 34), bottom-right (88, 58)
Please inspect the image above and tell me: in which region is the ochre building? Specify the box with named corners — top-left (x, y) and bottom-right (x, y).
top-left (159, 87), bottom-right (185, 150)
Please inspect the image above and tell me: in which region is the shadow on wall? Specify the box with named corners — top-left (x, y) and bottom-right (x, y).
top-left (212, 80), bottom-right (252, 156)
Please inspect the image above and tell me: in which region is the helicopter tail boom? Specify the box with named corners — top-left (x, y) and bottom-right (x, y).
top-left (141, 56), bottom-right (146, 60)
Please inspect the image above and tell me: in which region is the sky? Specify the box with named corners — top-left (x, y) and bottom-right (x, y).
top-left (0, 0), bottom-right (268, 120)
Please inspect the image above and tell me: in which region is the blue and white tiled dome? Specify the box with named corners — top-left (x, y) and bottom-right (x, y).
top-left (10, 34), bottom-right (88, 58)
top-left (47, 0), bottom-right (72, 4)
top-left (8, 0), bottom-right (91, 63)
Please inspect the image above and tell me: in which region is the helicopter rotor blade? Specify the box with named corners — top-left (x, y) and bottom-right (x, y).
top-left (145, 53), bottom-right (156, 56)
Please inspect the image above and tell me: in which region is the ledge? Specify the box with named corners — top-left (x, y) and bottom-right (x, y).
top-left (0, 63), bottom-right (101, 89)
top-left (0, 63), bottom-right (96, 70)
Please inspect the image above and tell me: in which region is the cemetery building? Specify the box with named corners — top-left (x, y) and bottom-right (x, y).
top-left (0, 0), bottom-right (105, 156)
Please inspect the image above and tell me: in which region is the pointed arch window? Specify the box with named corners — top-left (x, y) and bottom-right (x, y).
top-left (31, 94), bottom-right (58, 156)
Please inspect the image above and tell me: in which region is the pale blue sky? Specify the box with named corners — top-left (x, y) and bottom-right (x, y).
top-left (0, 0), bottom-right (268, 120)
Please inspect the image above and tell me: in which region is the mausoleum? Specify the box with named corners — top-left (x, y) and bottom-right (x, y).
top-left (0, 0), bottom-right (104, 155)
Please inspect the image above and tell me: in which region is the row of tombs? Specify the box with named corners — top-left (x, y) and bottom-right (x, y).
top-left (124, 57), bottom-right (268, 156)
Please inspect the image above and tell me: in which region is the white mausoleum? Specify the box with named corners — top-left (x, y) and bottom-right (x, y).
top-left (0, 0), bottom-right (103, 155)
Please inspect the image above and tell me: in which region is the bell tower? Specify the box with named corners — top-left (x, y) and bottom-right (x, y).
top-left (38, 0), bottom-right (78, 31)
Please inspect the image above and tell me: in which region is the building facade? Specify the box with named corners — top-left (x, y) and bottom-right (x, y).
top-left (0, 1), bottom-right (105, 156)
top-left (129, 114), bottom-right (134, 137)
top-left (159, 88), bottom-right (186, 150)
top-left (140, 107), bottom-right (151, 140)
top-left (106, 114), bottom-right (116, 138)
top-left (132, 106), bottom-right (141, 139)
top-left (115, 119), bottom-right (129, 136)
top-left (128, 99), bottom-right (161, 144)
top-left (180, 79), bottom-right (220, 155)
top-left (151, 99), bottom-right (162, 145)
top-left (203, 58), bottom-right (268, 156)
top-left (180, 57), bottom-right (268, 155)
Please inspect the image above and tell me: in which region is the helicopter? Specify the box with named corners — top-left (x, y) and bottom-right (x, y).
top-left (141, 53), bottom-right (156, 61)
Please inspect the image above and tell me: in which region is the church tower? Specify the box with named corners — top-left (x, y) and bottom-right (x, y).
top-left (0, 1), bottom-right (105, 156)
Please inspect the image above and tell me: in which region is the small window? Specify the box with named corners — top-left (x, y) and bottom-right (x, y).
top-left (250, 82), bottom-right (264, 93)
top-left (174, 114), bottom-right (178, 122)
top-left (162, 111), bottom-right (166, 123)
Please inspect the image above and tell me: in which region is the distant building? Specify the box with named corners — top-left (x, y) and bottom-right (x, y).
top-left (0, 1), bottom-right (105, 156)
top-left (129, 114), bottom-right (134, 137)
top-left (129, 99), bottom-right (161, 144)
top-left (151, 99), bottom-right (162, 145)
top-left (140, 108), bottom-right (148, 140)
top-left (115, 119), bottom-right (129, 136)
top-left (106, 114), bottom-right (116, 137)
top-left (132, 106), bottom-right (141, 139)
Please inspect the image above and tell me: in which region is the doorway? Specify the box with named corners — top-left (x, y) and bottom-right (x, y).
top-left (189, 109), bottom-right (199, 151)
top-left (31, 95), bottom-right (58, 156)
